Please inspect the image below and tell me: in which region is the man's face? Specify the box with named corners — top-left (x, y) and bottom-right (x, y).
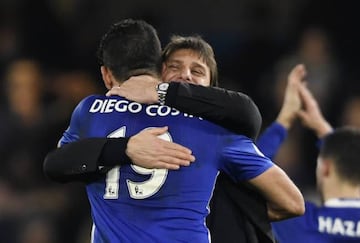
top-left (161, 49), bottom-right (211, 86)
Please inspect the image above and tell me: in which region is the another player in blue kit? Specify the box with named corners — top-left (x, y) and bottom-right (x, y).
top-left (253, 65), bottom-right (360, 243)
top-left (262, 124), bottom-right (360, 243)
top-left (57, 19), bottom-right (304, 242)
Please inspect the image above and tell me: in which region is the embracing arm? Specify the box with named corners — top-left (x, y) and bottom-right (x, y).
top-left (249, 164), bottom-right (305, 221)
top-left (222, 133), bottom-right (305, 222)
top-left (43, 137), bottom-right (129, 183)
top-left (165, 83), bottom-right (261, 139)
top-left (107, 76), bottom-right (262, 139)
top-left (43, 127), bottom-right (195, 183)
top-left (44, 77), bottom-right (260, 183)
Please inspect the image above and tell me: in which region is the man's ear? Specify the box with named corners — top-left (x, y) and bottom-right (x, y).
top-left (161, 63), bottom-right (167, 74)
top-left (101, 66), bottom-right (115, 90)
top-left (321, 158), bottom-right (331, 177)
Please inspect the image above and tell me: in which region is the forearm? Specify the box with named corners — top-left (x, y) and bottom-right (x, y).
top-left (250, 165), bottom-right (305, 221)
top-left (107, 79), bottom-right (262, 138)
top-left (313, 120), bottom-right (333, 139)
top-left (267, 204), bottom-right (300, 222)
top-left (166, 82), bottom-right (262, 139)
top-left (43, 137), bottom-right (131, 183)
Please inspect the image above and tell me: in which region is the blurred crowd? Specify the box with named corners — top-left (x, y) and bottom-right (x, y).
top-left (1, 0), bottom-right (360, 242)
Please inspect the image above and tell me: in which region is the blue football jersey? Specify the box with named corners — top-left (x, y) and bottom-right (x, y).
top-left (272, 200), bottom-right (360, 243)
top-left (257, 123), bottom-right (360, 243)
top-left (59, 95), bottom-right (274, 243)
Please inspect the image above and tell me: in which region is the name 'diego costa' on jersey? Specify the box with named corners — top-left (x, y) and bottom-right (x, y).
top-left (88, 98), bottom-right (202, 118)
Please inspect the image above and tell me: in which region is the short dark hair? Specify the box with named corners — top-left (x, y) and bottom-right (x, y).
top-left (97, 19), bottom-right (162, 81)
top-left (319, 126), bottom-right (360, 185)
top-left (162, 35), bottom-right (218, 87)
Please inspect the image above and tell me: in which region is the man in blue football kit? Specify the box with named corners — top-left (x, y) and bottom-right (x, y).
top-left (60, 94), bottom-right (273, 242)
top-left (260, 124), bottom-right (360, 243)
top-left (254, 65), bottom-right (360, 243)
top-left (45, 34), bottom-right (275, 242)
top-left (56, 19), bottom-right (304, 242)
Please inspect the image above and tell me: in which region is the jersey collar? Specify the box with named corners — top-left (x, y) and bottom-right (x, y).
top-left (325, 198), bottom-right (360, 208)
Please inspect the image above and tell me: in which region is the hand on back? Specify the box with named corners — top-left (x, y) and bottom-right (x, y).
top-left (126, 126), bottom-right (195, 170)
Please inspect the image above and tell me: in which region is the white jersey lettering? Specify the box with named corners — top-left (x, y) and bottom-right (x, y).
top-left (318, 216), bottom-right (360, 237)
top-left (89, 99), bottom-right (202, 119)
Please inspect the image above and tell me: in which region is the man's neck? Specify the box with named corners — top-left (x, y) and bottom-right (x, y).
top-left (323, 182), bottom-right (360, 203)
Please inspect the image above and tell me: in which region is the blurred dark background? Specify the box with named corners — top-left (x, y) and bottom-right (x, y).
top-left (0, 1), bottom-right (359, 242)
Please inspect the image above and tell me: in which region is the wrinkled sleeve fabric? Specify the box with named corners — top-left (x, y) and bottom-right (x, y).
top-left (44, 137), bottom-right (131, 183)
top-left (166, 82), bottom-right (262, 140)
top-left (220, 135), bottom-right (274, 182)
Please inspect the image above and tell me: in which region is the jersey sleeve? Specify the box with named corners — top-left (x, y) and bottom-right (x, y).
top-left (165, 82), bottom-right (262, 139)
top-left (220, 135), bottom-right (274, 181)
top-left (58, 96), bottom-right (90, 146)
top-left (256, 122), bottom-right (287, 159)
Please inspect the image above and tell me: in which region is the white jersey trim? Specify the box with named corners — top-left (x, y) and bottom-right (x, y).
top-left (325, 198), bottom-right (360, 208)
